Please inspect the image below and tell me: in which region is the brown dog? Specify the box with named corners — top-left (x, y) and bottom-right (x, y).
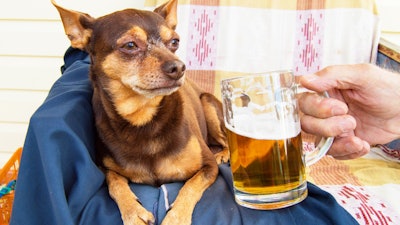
top-left (52, 0), bottom-right (229, 224)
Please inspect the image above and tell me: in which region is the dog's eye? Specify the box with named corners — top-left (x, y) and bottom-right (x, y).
top-left (121, 41), bottom-right (139, 52)
top-left (168, 39), bottom-right (179, 51)
top-left (170, 39), bottom-right (179, 47)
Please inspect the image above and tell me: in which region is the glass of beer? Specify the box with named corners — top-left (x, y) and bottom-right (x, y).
top-left (221, 70), bottom-right (333, 210)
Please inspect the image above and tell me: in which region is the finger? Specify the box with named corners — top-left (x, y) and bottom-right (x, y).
top-left (301, 114), bottom-right (356, 137)
top-left (298, 92), bottom-right (348, 118)
top-left (327, 136), bottom-right (370, 160)
top-left (299, 64), bottom-right (375, 92)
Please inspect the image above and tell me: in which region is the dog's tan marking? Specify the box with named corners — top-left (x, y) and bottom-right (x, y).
top-left (160, 25), bottom-right (175, 41)
top-left (201, 94), bottom-right (230, 163)
top-left (69, 29), bottom-right (92, 50)
top-left (104, 156), bottom-right (155, 184)
top-left (161, 152), bottom-right (218, 225)
top-left (101, 26), bottom-right (149, 81)
top-left (117, 26), bottom-right (148, 48)
top-left (101, 53), bottom-right (139, 80)
top-left (103, 134), bottom-right (209, 187)
top-left (162, 172), bottom-right (214, 224)
top-left (101, 50), bottom-right (165, 126)
top-left (101, 46), bottom-right (161, 88)
top-left (108, 79), bottom-right (163, 126)
top-left (104, 136), bottom-right (204, 184)
top-left (156, 136), bottom-right (203, 180)
top-left (106, 170), bottom-right (155, 224)
top-left (102, 47), bottom-right (178, 96)
top-left (202, 98), bottom-right (225, 143)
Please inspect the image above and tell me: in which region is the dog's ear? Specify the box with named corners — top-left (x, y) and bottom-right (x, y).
top-left (51, 0), bottom-right (95, 50)
top-left (154, 0), bottom-right (178, 30)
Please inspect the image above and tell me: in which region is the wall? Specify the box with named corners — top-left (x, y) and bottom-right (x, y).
top-left (0, 0), bottom-right (145, 166)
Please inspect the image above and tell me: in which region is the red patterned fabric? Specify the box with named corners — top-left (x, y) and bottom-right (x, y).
top-left (186, 6), bottom-right (219, 70)
top-left (376, 144), bottom-right (400, 160)
top-left (294, 10), bottom-right (325, 74)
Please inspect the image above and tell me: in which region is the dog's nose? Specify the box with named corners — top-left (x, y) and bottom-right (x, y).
top-left (162, 60), bottom-right (186, 80)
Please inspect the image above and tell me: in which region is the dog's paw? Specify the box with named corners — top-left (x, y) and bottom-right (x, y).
top-left (214, 148), bottom-right (230, 164)
top-left (121, 207), bottom-right (155, 225)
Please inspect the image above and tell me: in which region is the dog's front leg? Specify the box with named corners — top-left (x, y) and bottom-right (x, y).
top-left (106, 170), bottom-right (155, 225)
top-left (200, 93), bottom-right (230, 164)
top-left (161, 157), bottom-right (218, 225)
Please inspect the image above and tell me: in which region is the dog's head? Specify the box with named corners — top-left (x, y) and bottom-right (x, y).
top-left (52, 0), bottom-right (185, 98)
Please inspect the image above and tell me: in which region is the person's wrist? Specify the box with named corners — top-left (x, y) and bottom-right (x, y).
top-left (386, 72), bottom-right (400, 140)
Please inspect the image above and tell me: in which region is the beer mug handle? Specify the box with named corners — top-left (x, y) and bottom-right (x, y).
top-left (296, 85), bottom-right (334, 166)
top-left (304, 135), bottom-right (334, 166)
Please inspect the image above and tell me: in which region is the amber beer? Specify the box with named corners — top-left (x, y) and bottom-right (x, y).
top-left (227, 128), bottom-right (305, 193)
top-left (225, 119), bottom-right (308, 209)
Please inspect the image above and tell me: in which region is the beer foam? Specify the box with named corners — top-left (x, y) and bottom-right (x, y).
top-left (225, 113), bottom-right (300, 140)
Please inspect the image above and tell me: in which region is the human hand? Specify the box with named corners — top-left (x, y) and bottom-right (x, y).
top-left (299, 64), bottom-right (400, 159)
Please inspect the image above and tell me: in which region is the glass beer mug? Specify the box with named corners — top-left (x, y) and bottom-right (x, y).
top-left (221, 70), bottom-right (333, 210)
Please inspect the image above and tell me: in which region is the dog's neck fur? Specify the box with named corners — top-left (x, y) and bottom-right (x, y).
top-left (98, 77), bottom-right (165, 127)
top-left (92, 78), bottom-right (185, 162)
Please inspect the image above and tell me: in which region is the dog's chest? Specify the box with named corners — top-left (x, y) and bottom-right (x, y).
top-left (108, 135), bottom-right (204, 185)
